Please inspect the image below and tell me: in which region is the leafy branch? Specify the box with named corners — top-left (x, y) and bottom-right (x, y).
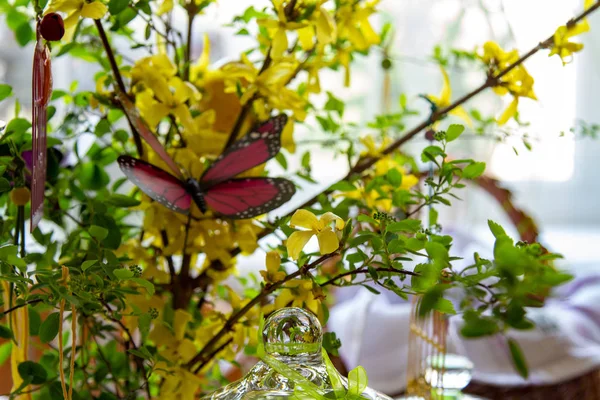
top-left (223, 1), bottom-right (600, 256)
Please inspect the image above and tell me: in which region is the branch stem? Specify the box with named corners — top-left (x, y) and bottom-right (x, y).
top-left (94, 20), bottom-right (144, 156)
top-left (320, 267), bottom-right (419, 287)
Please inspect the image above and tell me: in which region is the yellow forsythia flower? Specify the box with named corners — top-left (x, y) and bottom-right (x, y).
top-left (154, 363), bottom-right (203, 400)
top-left (549, 19), bottom-right (590, 65)
top-left (479, 41), bottom-right (536, 125)
top-left (267, 279), bottom-right (323, 317)
top-left (149, 309), bottom-right (197, 364)
top-left (45, 0), bottom-right (107, 28)
top-left (337, 0), bottom-right (380, 51)
top-left (426, 66), bottom-right (472, 127)
top-left (296, 6), bottom-right (337, 50)
top-left (257, 0), bottom-right (307, 59)
top-left (222, 55), bottom-right (307, 121)
top-left (132, 55), bottom-right (200, 133)
top-left (286, 210), bottom-right (344, 260)
top-left (260, 251), bottom-right (286, 283)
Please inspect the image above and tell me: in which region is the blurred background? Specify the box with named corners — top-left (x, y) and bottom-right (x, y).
top-left (1, 0), bottom-right (599, 396)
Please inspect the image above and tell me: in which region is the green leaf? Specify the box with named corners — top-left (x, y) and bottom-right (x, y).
top-left (0, 178), bottom-right (11, 193)
top-left (301, 151), bottom-right (311, 170)
top-left (322, 348), bottom-right (345, 396)
top-left (429, 208), bottom-right (439, 227)
top-left (78, 162), bottom-right (110, 190)
top-left (131, 278), bottom-right (155, 296)
top-left (138, 313), bottom-right (151, 342)
top-left (0, 84), bottom-right (13, 101)
top-left (5, 118), bottom-right (31, 135)
top-left (507, 337), bottom-right (529, 379)
top-left (361, 285), bottom-right (380, 295)
top-left (462, 162), bottom-right (486, 179)
top-left (324, 91), bottom-right (345, 117)
top-left (81, 260), bottom-right (97, 271)
top-left (487, 220), bottom-right (506, 238)
top-left (29, 307), bottom-right (41, 336)
top-left (113, 268), bottom-right (134, 279)
top-left (347, 365), bottom-right (368, 396)
top-left (275, 152), bottom-right (287, 169)
top-left (88, 225), bottom-right (108, 241)
top-left (18, 361), bottom-right (47, 384)
top-left (39, 312), bottom-right (60, 344)
top-left (106, 194), bottom-right (141, 208)
top-left (434, 298), bottom-right (456, 315)
top-left (15, 22), bottom-right (34, 46)
top-left (328, 181), bottom-right (356, 192)
top-left (235, 5), bottom-right (269, 23)
top-left (109, 0), bottom-right (129, 14)
top-left (460, 310), bottom-right (499, 338)
top-left (128, 348), bottom-right (152, 360)
top-left (425, 242), bottom-right (449, 263)
top-left (446, 124), bottom-right (465, 142)
top-left (0, 324), bottom-right (13, 339)
top-left (357, 214), bottom-right (377, 224)
top-left (387, 219), bottom-right (421, 233)
top-left (421, 145), bottom-right (445, 163)
top-left (322, 332), bottom-right (341, 357)
top-left (94, 119), bottom-right (111, 137)
top-left (386, 168), bottom-right (403, 186)
top-left (0, 342), bottom-right (11, 366)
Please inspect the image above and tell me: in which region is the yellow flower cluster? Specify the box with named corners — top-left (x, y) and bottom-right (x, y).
top-left (479, 41), bottom-right (536, 125)
top-left (260, 251), bottom-right (286, 284)
top-left (549, 0), bottom-right (591, 67)
top-left (45, 0), bottom-right (107, 40)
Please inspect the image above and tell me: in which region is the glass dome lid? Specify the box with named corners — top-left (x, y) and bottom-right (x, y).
top-left (202, 307), bottom-right (393, 400)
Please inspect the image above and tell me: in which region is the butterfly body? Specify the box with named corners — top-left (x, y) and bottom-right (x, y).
top-left (183, 178), bottom-right (208, 213)
top-left (118, 114), bottom-right (295, 220)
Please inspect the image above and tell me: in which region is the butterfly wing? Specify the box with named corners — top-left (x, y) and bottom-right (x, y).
top-left (204, 177), bottom-right (295, 219)
top-left (117, 91), bottom-right (184, 180)
top-left (117, 155), bottom-right (191, 214)
top-left (200, 114), bottom-right (288, 185)
top-left (30, 29), bottom-right (52, 232)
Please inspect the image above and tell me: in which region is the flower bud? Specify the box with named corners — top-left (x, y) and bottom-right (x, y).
top-left (40, 13), bottom-right (65, 41)
top-left (10, 187), bottom-right (30, 206)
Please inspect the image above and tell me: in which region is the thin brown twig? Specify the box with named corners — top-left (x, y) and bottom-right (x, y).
top-left (160, 230), bottom-right (177, 279)
top-left (94, 20), bottom-right (144, 157)
top-left (90, 326), bottom-right (123, 397)
top-left (0, 298), bottom-right (43, 316)
top-left (101, 301), bottom-right (152, 397)
top-left (193, 337), bottom-right (233, 374)
top-left (319, 267), bottom-right (419, 287)
top-left (184, 3), bottom-right (198, 80)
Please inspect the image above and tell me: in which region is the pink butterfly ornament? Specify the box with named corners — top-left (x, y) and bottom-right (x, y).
top-left (118, 115), bottom-right (295, 219)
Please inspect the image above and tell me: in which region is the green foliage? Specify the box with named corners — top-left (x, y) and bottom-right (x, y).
top-left (508, 337), bottom-right (529, 379)
top-left (0, 0), bottom-right (584, 396)
top-left (39, 312), bottom-right (60, 343)
top-left (0, 84), bottom-right (12, 101)
top-left (18, 360), bottom-right (48, 384)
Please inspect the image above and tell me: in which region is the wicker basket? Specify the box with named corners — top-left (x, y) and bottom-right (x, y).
top-left (464, 368), bottom-right (600, 400)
